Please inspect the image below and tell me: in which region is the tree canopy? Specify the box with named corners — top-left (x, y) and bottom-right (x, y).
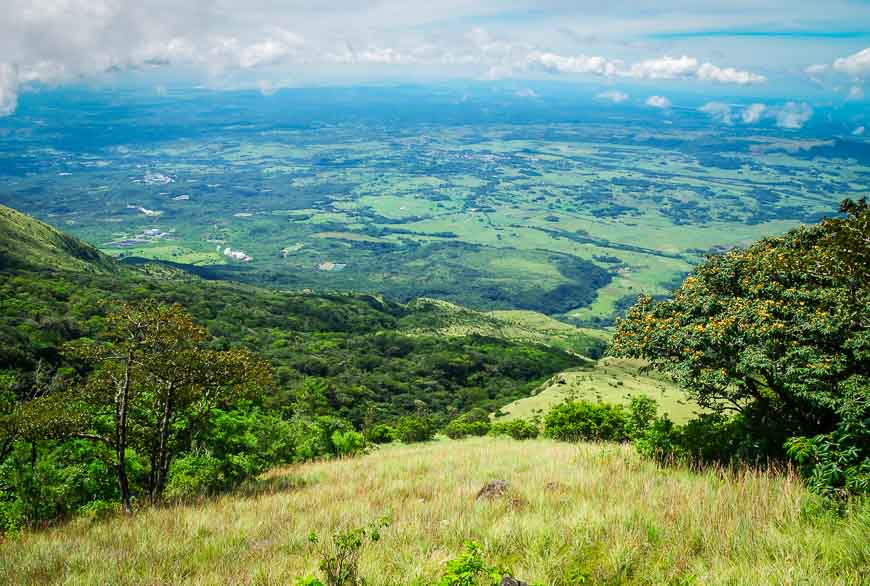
top-left (612, 199), bottom-right (869, 440)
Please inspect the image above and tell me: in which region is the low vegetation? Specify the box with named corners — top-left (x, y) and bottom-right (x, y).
top-left (1, 438), bottom-right (866, 585)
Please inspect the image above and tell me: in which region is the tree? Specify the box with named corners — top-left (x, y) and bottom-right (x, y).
top-left (57, 301), bottom-right (271, 510)
top-left (611, 200), bottom-right (869, 442)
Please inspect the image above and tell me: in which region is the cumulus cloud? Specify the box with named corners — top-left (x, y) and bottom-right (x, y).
top-left (630, 55), bottom-right (698, 80)
top-left (833, 47), bottom-right (870, 79)
top-left (699, 102), bottom-right (769, 125)
top-left (525, 52), bottom-right (620, 76)
top-left (699, 101), bottom-right (733, 124)
top-left (596, 90), bottom-right (629, 103)
top-left (741, 103), bottom-right (766, 123)
top-left (696, 63), bottom-right (766, 85)
top-left (774, 102), bottom-right (813, 129)
top-left (645, 95), bottom-right (671, 109)
top-left (627, 55), bottom-right (765, 85)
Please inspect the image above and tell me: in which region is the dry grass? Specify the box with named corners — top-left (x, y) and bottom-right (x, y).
top-left (1, 438), bottom-right (867, 585)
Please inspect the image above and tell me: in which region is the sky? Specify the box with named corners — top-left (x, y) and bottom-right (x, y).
top-left (1, 0), bottom-right (869, 122)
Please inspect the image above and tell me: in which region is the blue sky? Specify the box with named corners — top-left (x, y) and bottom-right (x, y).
top-left (1, 1), bottom-right (868, 120)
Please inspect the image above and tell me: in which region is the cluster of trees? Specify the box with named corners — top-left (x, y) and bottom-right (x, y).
top-left (612, 199), bottom-right (869, 497)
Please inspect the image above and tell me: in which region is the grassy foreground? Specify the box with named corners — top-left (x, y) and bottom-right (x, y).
top-left (2, 438), bottom-right (867, 585)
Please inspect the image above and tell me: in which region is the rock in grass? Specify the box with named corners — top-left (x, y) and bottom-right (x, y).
top-left (476, 480), bottom-right (510, 500)
top-left (500, 577), bottom-right (529, 586)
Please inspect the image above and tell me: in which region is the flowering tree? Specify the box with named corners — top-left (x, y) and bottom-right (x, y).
top-left (612, 200), bottom-right (868, 439)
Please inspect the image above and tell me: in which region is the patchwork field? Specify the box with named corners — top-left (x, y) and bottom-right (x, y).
top-left (1, 89), bottom-right (866, 323)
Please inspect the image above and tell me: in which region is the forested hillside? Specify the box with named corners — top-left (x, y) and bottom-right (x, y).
top-left (0, 204), bottom-right (594, 528)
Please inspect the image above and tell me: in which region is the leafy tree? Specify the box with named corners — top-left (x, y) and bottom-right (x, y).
top-left (33, 301), bottom-right (270, 510)
top-left (612, 200), bottom-right (869, 444)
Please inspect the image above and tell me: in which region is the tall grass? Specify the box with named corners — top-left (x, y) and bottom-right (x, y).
top-left (1, 437), bottom-right (867, 585)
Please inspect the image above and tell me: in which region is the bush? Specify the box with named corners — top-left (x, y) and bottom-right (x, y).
top-left (445, 408), bottom-right (492, 439)
top-left (445, 420), bottom-right (491, 439)
top-left (489, 419), bottom-right (539, 440)
top-left (633, 416), bottom-right (679, 462)
top-left (331, 430), bottom-right (366, 457)
top-left (438, 541), bottom-right (505, 586)
top-left (786, 420), bottom-right (870, 499)
top-left (306, 516), bottom-right (391, 586)
top-left (633, 412), bottom-right (784, 467)
top-left (625, 395), bottom-right (658, 439)
top-left (395, 416), bottom-right (435, 443)
top-left (366, 424), bottom-right (397, 444)
top-left (288, 415), bottom-right (357, 461)
top-left (0, 497), bottom-right (24, 533)
top-left (544, 401), bottom-right (628, 442)
top-left (164, 454), bottom-right (225, 499)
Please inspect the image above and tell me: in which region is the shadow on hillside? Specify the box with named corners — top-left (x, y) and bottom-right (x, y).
top-left (234, 473), bottom-right (315, 499)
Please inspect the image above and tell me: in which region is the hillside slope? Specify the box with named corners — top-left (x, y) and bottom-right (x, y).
top-left (1, 437), bottom-right (865, 585)
top-left (500, 357), bottom-right (700, 423)
top-left (0, 204), bottom-right (599, 424)
top-left (0, 204), bottom-right (116, 273)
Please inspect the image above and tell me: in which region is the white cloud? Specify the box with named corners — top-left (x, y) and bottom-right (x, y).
top-left (646, 95), bottom-right (671, 109)
top-left (774, 102), bottom-right (813, 129)
top-left (696, 63), bottom-right (765, 85)
top-left (627, 55), bottom-right (764, 85)
top-left (847, 85), bottom-right (865, 100)
top-left (699, 101), bottom-right (733, 124)
top-left (833, 47), bottom-right (870, 78)
top-left (0, 64), bottom-right (18, 117)
top-left (741, 103), bottom-right (766, 123)
top-left (596, 90), bottom-right (628, 103)
top-left (630, 55), bottom-right (698, 80)
top-left (853, 126), bottom-right (865, 136)
top-left (805, 64), bottom-right (828, 76)
top-left (525, 51), bottom-right (620, 76)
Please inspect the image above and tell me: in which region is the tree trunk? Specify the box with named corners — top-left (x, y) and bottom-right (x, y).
top-left (151, 395), bottom-right (173, 502)
top-left (116, 352), bottom-right (133, 514)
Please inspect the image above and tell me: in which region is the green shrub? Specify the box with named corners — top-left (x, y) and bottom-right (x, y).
top-left (633, 417), bottom-right (680, 462)
top-left (544, 401), bottom-right (628, 442)
top-left (287, 415), bottom-right (357, 461)
top-left (164, 454), bottom-right (225, 499)
top-left (786, 420), bottom-right (869, 499)
top-left (366, 424), bottom-right (397, 444)
top-left (489, 419), bottom-right (539, 440)
top-left (445, 420), bottom-right (491, 439)
top-left (331, 430), bottom-right (366, 457)
top-left (438, 541), bottom-right (505, 586)
top-left (77, 499), bottom-right (117, 522)
top-left (445, 408), bottom-right (492, 439)
top-left (395, 416), bottom-right (435, 443)
top-left (633, 412), bottom-right (785, 467)
top-left (625, 395), bottom-right (658, 439)
top-left (0, 497), bottom-right (24, 533)
top-left (306, 516), bottom-right (391, 586)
